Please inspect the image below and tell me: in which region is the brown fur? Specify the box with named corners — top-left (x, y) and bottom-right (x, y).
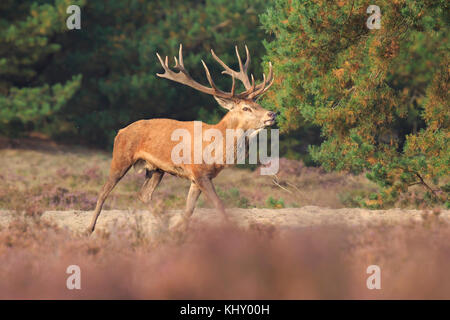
top-left (87, 99), bottom-right (275, 233)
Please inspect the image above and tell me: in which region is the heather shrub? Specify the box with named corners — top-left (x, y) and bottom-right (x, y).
top-left (1, 216), bottom-right (450, 299)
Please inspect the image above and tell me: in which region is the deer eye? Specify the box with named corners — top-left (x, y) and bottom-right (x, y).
top-left (242, 107), bottom-right (252, 112)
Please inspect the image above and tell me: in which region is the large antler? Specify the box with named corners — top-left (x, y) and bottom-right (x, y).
top-left (211, 45), bottom-right (274, 99)
top-left (156, 44), bottom-right (274, 100)
top-left (157, 44), bottom-right (236, 99)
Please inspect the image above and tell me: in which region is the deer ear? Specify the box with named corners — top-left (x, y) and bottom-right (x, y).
top-left (214, 97), bottom-right (235, 111)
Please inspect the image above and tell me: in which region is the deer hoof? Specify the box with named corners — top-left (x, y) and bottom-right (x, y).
top-left (170, 215), bottom-right (189, 232)
top-left (83, 227), bottom-right (94, 237)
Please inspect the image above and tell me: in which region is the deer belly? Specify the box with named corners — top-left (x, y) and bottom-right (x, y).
top-left (133, 159), bottom-right (156, 173)
top-left (133, 151), bottom-right (190, 178)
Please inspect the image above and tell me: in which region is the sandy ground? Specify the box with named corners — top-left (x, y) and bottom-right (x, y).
top-left (1, 207), bottom-right (449, 235)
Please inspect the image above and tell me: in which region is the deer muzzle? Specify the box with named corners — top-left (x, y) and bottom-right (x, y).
top-left (263, 111), bottom-right (277, 126)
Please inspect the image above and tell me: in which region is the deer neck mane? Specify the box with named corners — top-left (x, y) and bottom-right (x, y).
top-left (214, 111), bottom-right (244, 133)
top-left (211, 111), bottom-right (253, 165)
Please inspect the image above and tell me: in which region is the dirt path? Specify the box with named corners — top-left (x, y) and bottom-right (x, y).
top-left (1, 207), bottom-right (448, 234)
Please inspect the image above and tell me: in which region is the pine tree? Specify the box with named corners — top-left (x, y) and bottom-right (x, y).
top-left (0, 0), bottom-right (82, 137)
top-left (261, 0), bottom-right (449, 207)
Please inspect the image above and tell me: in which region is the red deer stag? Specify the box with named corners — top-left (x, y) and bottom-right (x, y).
top-left (88, 44), bottom-right (276, 233)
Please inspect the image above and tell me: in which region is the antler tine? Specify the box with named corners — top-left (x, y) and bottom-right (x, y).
top-left (201, 60), bottom-right (220, 92)
top-left (179, 44), bottom-right (184, 68)
top-left (235, 45), bottom-right (252, 89)
top-left (260, 62), bottom-right (275, 94)
top-left (237, 74), bottom-right (256, 98)
top-left (248, 62), bottom-right (274, 99)
top-left (247, 74), bottom-right (255, 94)
top-left (211, 46), bottom-right (252, 89)
top-left (243, 45), bottom-right (250, 72)
top-left (211, 49), bottom-right (227, 73)
top-left (156, 52), bottom-right (169, 75)
top-left (173, 45), bottom-right (188, 74)
top-left (248, 73), bottom-right (266, 99)
top-left (230, 74), bottom-right (236, 96)
top-left (235, 46), bottom-right (244, 73)
top-left (259, 76), bottom-right (275, 96)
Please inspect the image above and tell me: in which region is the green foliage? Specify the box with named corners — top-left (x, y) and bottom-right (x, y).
top-left (338, 189), bottom-right (368, 208)
top-left (261, 0), bottom-right (449, 206)
top-left (266, 196), bottom-right (285, 209)
top-left (0, 75), bottom-right (81, 136)
top-left (217, 187), bottom-right (251, 208)
top-left (0, 0), bottom-right (84, 137)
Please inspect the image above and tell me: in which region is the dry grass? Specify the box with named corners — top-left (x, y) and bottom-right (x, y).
top-left (0, 146), bottom-right (379, 214)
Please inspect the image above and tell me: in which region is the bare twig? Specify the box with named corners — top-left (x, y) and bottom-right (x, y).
top-left (272, 175), bottom-right (293, 194)
top-left (285, 181), bottom-right (302, 193)
top-left (415, 173), bottom-right (438, 197)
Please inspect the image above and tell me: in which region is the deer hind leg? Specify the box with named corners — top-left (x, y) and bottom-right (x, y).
top-left (138, 170), bottom-right (164, 204)
top-left (87, 164), bottom-right (131, 234)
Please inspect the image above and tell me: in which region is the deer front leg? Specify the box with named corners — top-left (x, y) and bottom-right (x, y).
top-left (138, 170), bottom-right (164, 204)
top-left (184, 182), bottom-right (202, 219)
top-left (171, 182), bottom-right (201, 231)
top-left (195, 177), bottom-right (228, 222)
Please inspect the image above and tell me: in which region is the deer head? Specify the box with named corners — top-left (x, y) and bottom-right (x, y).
top-left (156, 44), bottom-right (276, 132)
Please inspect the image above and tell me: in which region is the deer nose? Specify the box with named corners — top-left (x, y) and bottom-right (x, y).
top-left (267, 111), bottom-right (276, 119)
